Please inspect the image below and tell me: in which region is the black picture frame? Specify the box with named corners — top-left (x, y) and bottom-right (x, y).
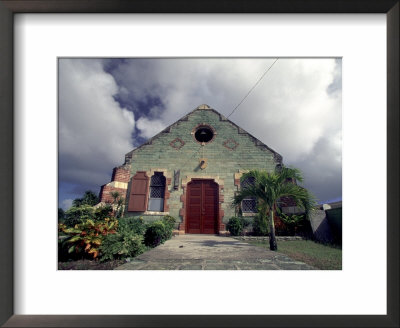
top-left (0, 1), bottom-right (398, 327)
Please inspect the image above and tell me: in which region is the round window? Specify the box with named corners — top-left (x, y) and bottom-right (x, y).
top-left (194, 126), bottom-right (214, 143)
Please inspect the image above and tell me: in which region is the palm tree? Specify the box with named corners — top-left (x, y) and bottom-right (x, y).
top-left (232, 167), bottom-right (316, 251)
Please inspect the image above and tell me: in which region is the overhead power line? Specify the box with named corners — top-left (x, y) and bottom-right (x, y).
top-left (227, 58), bottom-right (279, 119)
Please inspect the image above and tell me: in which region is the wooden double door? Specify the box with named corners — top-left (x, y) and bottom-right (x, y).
top-left (186, 180), bottom-right (218, 234)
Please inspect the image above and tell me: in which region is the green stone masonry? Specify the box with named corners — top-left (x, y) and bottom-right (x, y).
top-left (123, 105), bottom-right (281, 230)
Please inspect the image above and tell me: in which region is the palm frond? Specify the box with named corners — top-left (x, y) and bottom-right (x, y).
top-left (276, 166), bottom-right (304, 184)
top-left (232, 167), bottom-right (316, 219)
top-left (278, 183), bottom-right (317, 219)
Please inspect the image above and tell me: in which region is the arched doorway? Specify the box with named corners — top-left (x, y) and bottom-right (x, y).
top-left (186, 179), bottom-right (218, 234)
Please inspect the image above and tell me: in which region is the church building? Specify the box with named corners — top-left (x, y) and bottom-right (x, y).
top-left (99, 104), bottom-right (285, 234)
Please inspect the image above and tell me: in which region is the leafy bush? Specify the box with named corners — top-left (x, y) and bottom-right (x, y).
top-left (64, 205), bottom-right (95, 227)
top-left (99, 230), bottom-right (145, 262)
top-left (277, 213), bottom-right (305, 236)
top-left (276, 213), bottom-right (313, 237)
top-left (162, 215), bottom-right (176, 229)
top-left (162, 215), bottom-right (176, 239)
top-left (252, 212), bottom-right (269, 236)
top-left (144, 221), bottom-right (167, 247)
top-left (59, 218), bottom-right (118, 259)
top-left (119, 217), bottom-right (146, 235)
top-left (226, 216), bottom-right (249, 236)
top-left (144, 217), bottom-right (175, 247)
top-left (94, 204), bottom-right (113, 220)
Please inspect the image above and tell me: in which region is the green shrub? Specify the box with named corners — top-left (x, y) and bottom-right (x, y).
top-left (278, 213), bottom-right (305, 236)
top-left (94, 204), bottom-right (113, 220)
top-left (64, 205), bottom-right (95, 227)
top-left (162, 215), bottom-right (176, 230)
top-left (252, 212), bottom-right (269, 236)
top-left (162, 215), bottom-right (176, 240)
top-left (119, 217), bottom-right (146, 235)
top-left (144, 221), bottom-right (166, 247)
top-left (277, 213), bottom-right (313, 237)
top-left (226, 216), bottom-right (248, 236)
top-left (99, 230), bottom-right (145, 262)
top-left (58, 218), bottom-right (118, 260)
top-left (144, 219), bottom-right (175, 247)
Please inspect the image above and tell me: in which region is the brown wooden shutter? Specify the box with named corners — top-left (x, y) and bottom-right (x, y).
top-left (128, 171), bottom-right (149, 212)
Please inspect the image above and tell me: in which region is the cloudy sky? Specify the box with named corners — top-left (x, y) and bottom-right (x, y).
top-left (58, 58), bottom-right (342, 210)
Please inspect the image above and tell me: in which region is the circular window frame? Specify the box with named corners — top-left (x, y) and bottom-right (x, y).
top-left (191, 123), bottom-right (217, 144)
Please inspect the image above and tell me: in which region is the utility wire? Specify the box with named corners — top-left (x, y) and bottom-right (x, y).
top-left (227, 58), bottom-right (279, 119)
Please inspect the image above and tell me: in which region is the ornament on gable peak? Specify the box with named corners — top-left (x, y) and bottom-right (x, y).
top-left (197, 104), bottom-right (211, 110)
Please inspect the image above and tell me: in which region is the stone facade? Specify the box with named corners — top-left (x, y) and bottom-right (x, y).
top-left (99, 104), bottom-right (283, 234)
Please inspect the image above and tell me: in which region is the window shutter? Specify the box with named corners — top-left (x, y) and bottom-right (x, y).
top-left (128, 172), bottom-right (149, 212)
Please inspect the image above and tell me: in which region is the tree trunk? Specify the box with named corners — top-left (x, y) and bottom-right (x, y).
top-left (269, 210), bottom-right (277, 251)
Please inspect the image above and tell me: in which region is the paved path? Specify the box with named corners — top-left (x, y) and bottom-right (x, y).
top-left (115, 235), bottom-right (315, 270)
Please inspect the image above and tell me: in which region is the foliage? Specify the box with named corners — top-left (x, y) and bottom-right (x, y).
top-left (162, 215), bottom-right (176, 240)
top-left (252, 212), bottom-right (269, 236)
top-left (144, 221), bottom-right (166, 247)
top-left (72, 198), bottom-right (83, 208)
top-left (73, 190), bottom-right (99, 207)
top-left (64, 204), bottom-right (113, 227)
top-left (64, 205), bottom-right (95, 227)
top-left (232, 166), bottom-right (316, 250)
top-left (99, 230), bottom-right (145, 262)
top-left (162, 215), bottom-right (176, 230)
top-left (94, 204), bottom-right (113, 220)
top-left (279, 213), bottom-right (304, 226)
top-left (58, 208), bottom-right (65, 222)
top-left (278, 213), bottom-right (306, 235)
top-left (144, 216), bottom-right (176, 247)
top-left (59, 218), bottom-right (118, 259)
top-left (60, 207), bottom-right (176, 263)
top-left (118, 217), bottom-right (146, 235)
top-left (226, 216), bottom-right (249, 236)
top-left (109, 191), bottom-right (125, 218)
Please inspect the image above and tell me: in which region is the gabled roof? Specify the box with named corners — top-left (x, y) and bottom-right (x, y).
top-left (124, 104), bottom-right (282, 164)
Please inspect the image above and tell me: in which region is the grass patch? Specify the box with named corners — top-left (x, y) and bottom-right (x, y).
top-left (249, 239), bottom-right (342, 270)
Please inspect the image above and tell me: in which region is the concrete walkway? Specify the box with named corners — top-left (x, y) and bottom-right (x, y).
top-left (115, 234), bottom-right (315, 270)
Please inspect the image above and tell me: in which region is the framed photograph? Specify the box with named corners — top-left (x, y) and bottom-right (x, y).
top-left (1, 1), bottom-right (398, 327)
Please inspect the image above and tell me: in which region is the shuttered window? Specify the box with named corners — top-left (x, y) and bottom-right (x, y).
top-left (241, 176), bottom-right (257, 213)
top-left (148, 172), bottom-right (166, 212)
top-left (128, 172), bottom-right (149, 212)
